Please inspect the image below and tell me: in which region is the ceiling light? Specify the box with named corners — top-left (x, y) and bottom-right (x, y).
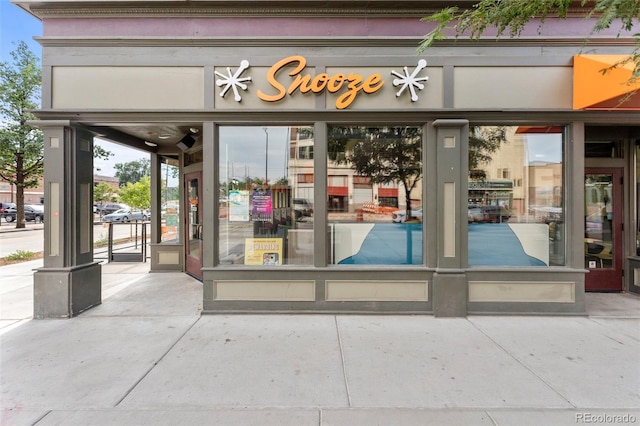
top-left (144, 141), bottom-right (158, 147)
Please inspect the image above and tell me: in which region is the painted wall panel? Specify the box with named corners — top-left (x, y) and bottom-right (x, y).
top-left (215, 280), bottom-right (316, 301)
top-left (454, 67), bottom-right (572, 109)
top-left (52, 67), bottom-right (204, 109)
top-left (326, 280), bottom-right (429, 301)
top-left (469, 281), bottom-right (575, 303)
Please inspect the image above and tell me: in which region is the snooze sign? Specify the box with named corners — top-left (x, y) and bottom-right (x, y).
top-left (215, 56), bottom-right (429, 110)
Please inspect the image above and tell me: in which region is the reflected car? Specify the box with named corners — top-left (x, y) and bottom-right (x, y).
top-left (293, 198), bottom-right (313, 219)
top-left (102, 208), bottom-right (149, 222)
top-left (392, 208), bottom-right (423, 223)
top-left (468, 205), bottom-right (484, 222)
top-left (468, 205), bottom-right (510, 223)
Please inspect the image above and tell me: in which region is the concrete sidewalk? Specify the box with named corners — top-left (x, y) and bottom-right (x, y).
top-left (1, 261), bottom-right (639, 426)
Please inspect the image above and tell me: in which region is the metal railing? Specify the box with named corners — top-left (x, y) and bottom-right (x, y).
top-left (94, 221), bottom-right (150, 263)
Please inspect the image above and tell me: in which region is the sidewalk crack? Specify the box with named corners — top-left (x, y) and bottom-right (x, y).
top-left (469, 320), bottom-right (576, 409)
top-left (114, 316), bottom-right (202, 407)
top-left (334, 315), bottom-right (352, 407)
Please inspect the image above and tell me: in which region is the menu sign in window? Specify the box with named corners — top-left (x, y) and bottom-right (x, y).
top-left (252, 189), bottom-right (272, 221)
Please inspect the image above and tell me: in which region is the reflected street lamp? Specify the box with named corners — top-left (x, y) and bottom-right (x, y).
top-left (263, 127), bottom-right (269, 185)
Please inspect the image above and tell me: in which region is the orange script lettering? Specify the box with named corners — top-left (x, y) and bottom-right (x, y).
top-left (257, 56), bottom-right (384, 109)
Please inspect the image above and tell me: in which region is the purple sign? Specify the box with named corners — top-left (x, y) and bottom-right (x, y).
top-left (252, 190), bottom-right (272, 221)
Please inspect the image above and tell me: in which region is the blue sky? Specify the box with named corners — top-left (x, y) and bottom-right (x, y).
top-left (1, 1), bottom-right (41, 62)
top-left (1, 1), bottom-right (149, 176)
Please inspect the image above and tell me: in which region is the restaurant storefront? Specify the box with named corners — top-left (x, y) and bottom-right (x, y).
top-left (17, 0), bottom-right (640, 318)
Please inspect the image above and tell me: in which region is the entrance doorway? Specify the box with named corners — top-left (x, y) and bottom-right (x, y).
top-left (584, 168), bottom-right (623, 291)
top-left (185, 172), bottom-right (203, 280)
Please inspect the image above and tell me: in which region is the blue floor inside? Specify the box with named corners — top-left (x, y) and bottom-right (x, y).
top-left (338, 223), bottom-right (545, 266)
top-left (338, 223), bottom-right (423, 265)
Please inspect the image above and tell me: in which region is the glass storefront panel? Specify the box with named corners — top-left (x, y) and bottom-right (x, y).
top-left (585, 173), bottom-right (613, 269)
top-left (218, 126), bottom-right (314, 265)
top-left (327, 125), bottom-right (423, 265)
top-left (160, 155), bottom-right (180, 243)
top-left (468, 125), bottom-right (565, 267)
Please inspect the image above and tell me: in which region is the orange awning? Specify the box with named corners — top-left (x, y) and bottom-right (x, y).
top-left (573, 55), bottom-right (640, 110)
top-left (515, 126), bottom-right (563, 134)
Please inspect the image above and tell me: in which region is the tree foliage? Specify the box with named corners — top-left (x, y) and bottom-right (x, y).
top-left (114, 158), bottom-right (150, 187)
top-left (119, 176), bottom-right (150, 210)
top-left (419, 0), bottom-right (640, 81)
top-left (469, 126), bottom-right (508, 181)
top-left (93, 182), bottom-right (118, 205)
top-left (328, 126), bottom-right (422, 218)
top-left (0, 41), bottom-right (43, 228)
top-left (94, 144), bottom-right (113, 161)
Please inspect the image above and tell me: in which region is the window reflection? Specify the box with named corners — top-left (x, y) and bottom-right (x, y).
top-left (327, 126), bottom-right (423, 265)
top-left (218, 126), bottom-right (314, 265)
top-left (468, 126), bottom-right (565, 266)
top-left (160, 156), bottom-right (180, 243)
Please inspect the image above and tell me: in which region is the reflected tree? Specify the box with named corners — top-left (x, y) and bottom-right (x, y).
top-left (328, 126), bottom-right (422, 219)
top-left (468, 126), bottom-right (507, 181)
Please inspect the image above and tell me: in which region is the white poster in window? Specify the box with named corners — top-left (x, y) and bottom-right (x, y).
top-left (229, 190), bottom-right (250, 222)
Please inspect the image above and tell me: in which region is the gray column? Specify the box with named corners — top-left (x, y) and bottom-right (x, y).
top-left (33, 122), bottom-right (101, 318)
top-left (202, 121), bottom-right (215, 269)
top-left (431, 119), bottom-right (469, 317)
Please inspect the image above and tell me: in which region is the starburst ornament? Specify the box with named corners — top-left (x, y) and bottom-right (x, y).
top-left (215, 60), bottom-right (252, 102)
top-left (391, 59), bottom-right (429, 102)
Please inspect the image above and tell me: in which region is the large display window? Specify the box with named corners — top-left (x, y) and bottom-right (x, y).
top-left (467, 126), bottom-right (565, 267)
top-left (218, 126), bottom-right (314, 265)
top-left (327, 125), bottom-right (423, 265)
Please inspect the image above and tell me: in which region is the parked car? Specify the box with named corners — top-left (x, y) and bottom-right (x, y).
top-left (293, 198), bottom-right (313, 219)
top-left (102, 208), bottom-right (130, 222)
top-left (1, 202), bottom-right (17, 222)
top-left (102, 208), bottom-right (149, 222)
top-left (132, 209), bottom-right (151, 221)
top-left (392, 208), bottom-right (423, 223)
top-left (97, 203), bottom-right (129, 215)
top-left (4, 204), bottom-right (45, 223)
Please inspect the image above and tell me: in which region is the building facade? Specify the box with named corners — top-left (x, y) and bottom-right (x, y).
top-left (15, 0), bottom-right (640, 318)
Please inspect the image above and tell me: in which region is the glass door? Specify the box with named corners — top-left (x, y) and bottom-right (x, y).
top-left (185, 172), bottom-right (203, 279)
top-left (584, 168), bottom-right (623, 291)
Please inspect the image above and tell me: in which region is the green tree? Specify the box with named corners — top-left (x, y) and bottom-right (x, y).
top-left (119, 176), bottom-right (151, 210)
top-left (114, 158), bottom-right (150, 187)
top-left (0, 41), bottom-right (43, 229)
top-left (94, 144), bottom-right (113, 162)
top-left (329, 126), bottom-right (422, 219)
top-left (469, 126), bottom-right (508, 181)
top-left (419, 1), bottom-right (640, 81)
top-left (93, 182), bottom-right (118, 207)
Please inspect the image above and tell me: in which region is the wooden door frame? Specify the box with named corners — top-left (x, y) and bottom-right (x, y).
top-left (585, 167), bottom-right (624, 291)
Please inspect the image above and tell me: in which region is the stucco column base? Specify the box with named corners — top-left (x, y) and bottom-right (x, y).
top-left (432, 271), bottom-right (468, 317)
top-left (33, 263), bottom-right (102, 319)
